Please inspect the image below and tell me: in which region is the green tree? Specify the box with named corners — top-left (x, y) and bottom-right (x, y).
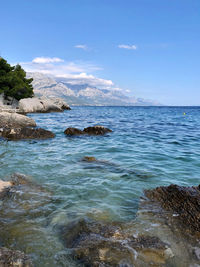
top-left (0, 57), bottom-right (34, 100)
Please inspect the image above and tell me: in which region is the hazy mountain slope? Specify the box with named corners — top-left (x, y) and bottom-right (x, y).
top-left (27, 72), bottom-right (159, 106)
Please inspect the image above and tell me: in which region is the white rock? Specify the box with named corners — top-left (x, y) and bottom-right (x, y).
top-left (0, 112), bottom-right (36, 128)
top-left (18, 97), bottom-right (70, 113)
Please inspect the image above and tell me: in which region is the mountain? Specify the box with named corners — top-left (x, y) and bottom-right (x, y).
top-left (27, 72), bottom-right (160, 106)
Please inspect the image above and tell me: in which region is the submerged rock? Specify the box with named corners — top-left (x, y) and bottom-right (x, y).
top-left (64, 125), bottom-right (112, 136)
top-left (11, 173), bottom-right (35, 186)
top-left (0, 247), bottom-right (33, 266)
top-left (60, 218), bottom-right (172, 266)
top-left (0, 112), bottom-right (36, 128)
top-left (1, 127), bottom-right (55, 140)
top-left (19, 97), bottom-right (70, 113)
top-left (145, 184), bottom-right (200, 233)
top-left (82, 156), bottom-right (96, 162)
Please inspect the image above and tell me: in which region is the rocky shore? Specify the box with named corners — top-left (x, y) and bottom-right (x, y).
top-left (0, 95), bottom-right (70, 140)
top-left (0, 94), bottom-right (71, 114)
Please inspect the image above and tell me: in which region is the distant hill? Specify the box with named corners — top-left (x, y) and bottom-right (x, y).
top-left (27, 72), bottom-right (160, 106)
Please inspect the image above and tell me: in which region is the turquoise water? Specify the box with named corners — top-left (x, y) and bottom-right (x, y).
top-left (0, 106), bottom-right (200, 266)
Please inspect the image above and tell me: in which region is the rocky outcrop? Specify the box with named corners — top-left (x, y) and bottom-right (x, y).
top-left (60, 218), bottom-right (173, 266)
top-left (0, 112), bottom-right (36, 128)
top-left (0, 247), bottom-right (33, 266)
top-left (0, 110), bottom-right (56, 141)
top-left (145, 184), bottom-right (200, 233)
top-left (64, 125), bottom-right (112, 136)
top-left (1, 127), bottom-right (55, 140)
top-left (19, 97), bottom-right (70, 113)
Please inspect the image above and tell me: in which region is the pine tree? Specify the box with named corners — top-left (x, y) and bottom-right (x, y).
top-left (0, 57), bottom-right (34, 100)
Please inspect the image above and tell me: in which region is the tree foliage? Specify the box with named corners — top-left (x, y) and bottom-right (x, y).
top-left (0, 57), bottom-right (34, 100)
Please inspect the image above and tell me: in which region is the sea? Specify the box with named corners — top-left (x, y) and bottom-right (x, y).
top-left (0, 106), bottom-right (200, 266)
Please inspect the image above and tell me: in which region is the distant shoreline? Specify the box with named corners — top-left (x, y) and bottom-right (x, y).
top-left (70, 105), bottom-right (200, 107)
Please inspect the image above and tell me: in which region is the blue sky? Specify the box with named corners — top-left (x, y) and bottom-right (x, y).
top-left (0, 0), bottom-right (199, 105)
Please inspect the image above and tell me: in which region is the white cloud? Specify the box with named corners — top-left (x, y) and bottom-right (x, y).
top-left (20, 57), bottom-right (119, 90)
top-left (118, 44), bottom-right (137, 50)
top-left (56, 72), bottom-right (114, 89)
top-left (21, 60), bottom-right (101, 75)
top-left (74, 44), bottom-right (88, 50)
top-left (32, 57), bottom-right (64, 64)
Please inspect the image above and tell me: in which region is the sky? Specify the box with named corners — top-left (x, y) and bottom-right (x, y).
top-left (0, 0), bottom-right (200, 105)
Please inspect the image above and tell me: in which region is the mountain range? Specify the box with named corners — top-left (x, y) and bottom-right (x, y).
top-left (27, 72), bottom-right (160, 106)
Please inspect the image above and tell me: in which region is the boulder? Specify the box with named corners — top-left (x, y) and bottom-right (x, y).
top-left (0, 247), bottom-right (33, 267)
top-left (83, 125), bottom-right (112, 135)
top-left (60, 218), bottom-right (172, 266)
top-left (64, 125), bottom-right (112, 136)
top-left (1, 127), bottom-right (55, 140)
top-left (19, 97), bottom-right (70, 113)
top-left (52, 98), bottom-right (71, 110)
top-left (0, 112), bottom-right (36, 128)
top-left (145, 184), bottom-right (200, 233)
top-left (64, 127), bottom-right (84, 136)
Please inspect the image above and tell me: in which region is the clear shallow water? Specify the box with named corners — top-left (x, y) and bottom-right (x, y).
top-left (0, 106), bottom-right (200, 266)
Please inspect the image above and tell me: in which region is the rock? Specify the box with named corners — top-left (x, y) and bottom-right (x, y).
top-left (1, 127), bottom-right (55, 140)
top-left (11, 173), bottom-right (34, 186)
top-left (52, 98), bottom-right (71, 110)
top-left (0, 112), bottom-right (36, 128)
top-left (145, 184), bottom-right (200, 233)
top-left (0, 180), bottom-right (12, 199)
top-left (18, 97), bottom-right (70, 113)
top-left (60, 218), bottom-right (172, 266)
top-left (64, 125), bottom-right (112, 136)
top-left (64, 127), bottom-right (84, 136)
top-left (193, 247), bottom-right (200, 260)
top-left (0, 247), bottom-right (33, 266)
top-left (83, 125), bottom-right (112, 135)
top-left (82, 156), bottom-right (96, 162)
top-left (0, 93), bottom-right (19, 107)
top-left (0, 180), bottom-right (12, 191)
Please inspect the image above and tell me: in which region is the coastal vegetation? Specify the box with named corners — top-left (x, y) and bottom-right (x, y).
top-left (0, 57), bottom-right (34, 100)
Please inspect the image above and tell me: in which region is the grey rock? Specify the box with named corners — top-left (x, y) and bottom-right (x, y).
top-left (18, 97), bottom-right (70, 113)
top-left (0, 112), bottom-right (36, 128)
